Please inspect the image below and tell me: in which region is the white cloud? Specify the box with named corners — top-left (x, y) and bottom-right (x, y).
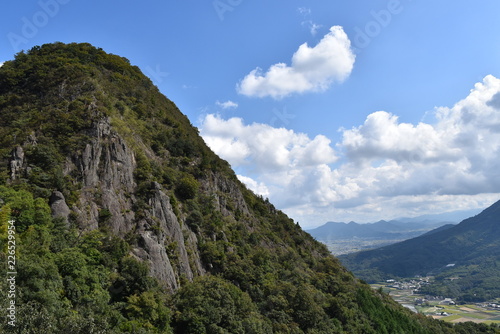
top-left (237, 175), bottom-right (270, 197)
top-left (0, 62), bottom-right (4, 67)
top-left (302, 21), bottom-right (323, 36)
top-left (237, 26), bottom-right (355, 99)
top-left (216, 100), bottom-right (238, 110)
top-left (201, 114), bottom-right (338, 171)
top-left (309, 23), bottom-right (322, 36)
top-left (202, 76), bottom-right (500, 228)
top-left (297, 7), bottom-right (311, 16)
top-left (341, 111), bottom-right (460, 165)
top-left (339, 75), bottom-right (500, 197)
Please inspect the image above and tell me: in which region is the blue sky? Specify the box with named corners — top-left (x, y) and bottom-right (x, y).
top-left (2, 1), bottom-right (500, 228)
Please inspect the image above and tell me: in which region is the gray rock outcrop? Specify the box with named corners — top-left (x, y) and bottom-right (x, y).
top-left (68, 117), bottom-right (136, 234)
top-left (62, 117), bottom-right (203, 290)
top-left (9, 146), bottom-right (25, 180)
top-left (49, 191), bottom-right (71, 224)
top-left (6, 115), bottom-right (247, 292)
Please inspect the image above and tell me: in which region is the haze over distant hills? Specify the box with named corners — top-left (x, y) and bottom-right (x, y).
top-left (395, 209), bottom-right (483, 224)
top-left (339, 200), bottom-right (500, 302)
top-left (307, 209), bottom-right (481, 255)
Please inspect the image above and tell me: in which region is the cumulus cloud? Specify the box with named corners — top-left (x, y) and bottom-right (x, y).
top-left (237, 175), bottom-right (270, 197)
top-left (339, 76), bottom-right (500, 209)
top-left (201, 114), bottom-right (338, 171)
top-left (202, 76), bottom-right (500, 227)
top-left (237, 26), bottom-right (355, 99)
top-left (216, 100), bottom-right (238, 110)
top-left (341, 111), bottom-right (460, 165)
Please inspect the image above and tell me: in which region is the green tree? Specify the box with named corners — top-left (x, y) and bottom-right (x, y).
top-left (176, 175), bottom-right (199, 200)
top-left (173, 276), bottom-right (271, 334)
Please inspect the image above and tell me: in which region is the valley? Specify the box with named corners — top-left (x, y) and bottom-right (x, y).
top-left (371, 278), bottom-right (500, 325)
top-left (339, 200), bottom-right (500, 302)
top-left (307, 217), bottom-right (464, 256)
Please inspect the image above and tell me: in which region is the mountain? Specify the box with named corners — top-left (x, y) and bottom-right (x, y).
top-left (0, 43), bottom-right (497, 333)
top-left (340, 200), bottom-right (500, 302)
top-left (395, 209), bottom-right (483, 224)
top-left (308, 221), bottom-right (398, 239)
top-left (420, 224), bottom-right (456, 237)
top-left (308, 220), bottom-right (452, 239)
top-left (308, 220), bottom-right (453, 255)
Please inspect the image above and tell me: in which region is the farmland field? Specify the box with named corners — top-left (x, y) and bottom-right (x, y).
top-left (371, 281), bottom-right (500, 324)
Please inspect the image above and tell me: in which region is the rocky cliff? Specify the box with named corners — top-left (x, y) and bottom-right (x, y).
top-left (7, 112), bottom-right (208, 292)
top-left (0, 42), bottom-right (495, 333)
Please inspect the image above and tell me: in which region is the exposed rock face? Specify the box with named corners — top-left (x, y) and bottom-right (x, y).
top-left (62, 118), bottom-right (204, 290)
top-left (68, 117), bottom-right (136, 234)
top-left (9, 146), bottom-right (25, 180)
top-left (6, 116), bottom-right (240, 291)
top-left (133, 226), bottom-right (179, 291)
top-left (201, 171), bottom-right (250, 217)
top-left (49, 191), bottom-right (71, 224)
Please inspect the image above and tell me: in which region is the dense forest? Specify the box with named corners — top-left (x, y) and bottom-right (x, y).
top-left (0, 42), bottom-right (498, 333)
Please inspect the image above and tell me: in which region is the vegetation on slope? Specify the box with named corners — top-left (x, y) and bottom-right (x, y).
top-left (0, 43), bottom-right (498, 333)
top-left (340, 201), bottom-right (500, 302)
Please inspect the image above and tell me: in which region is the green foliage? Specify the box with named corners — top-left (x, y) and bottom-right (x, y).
top-left (185, 210), bottom-right (203, 233)
top-left (175, 175), bottom-right (199, 200)
top-left (98, 208), bottom-right (113, 226)
top-left (0, 204), bottom-right (10, 252)
top-left (122, 291), bottom-right (172, 333)
top-left (134, 152), bottom-right (153, 184)
top-left (0, 186), bottom-right (51, 232)
top-left (0, 186), bottom-right (173, 333)
top-left (110, 256), bottom-right (158, 303)
top-left (101, 235), bottom-right (130, 269)
top-left (418, 259), bottom-right (500, 302)
top-left (1, 42), bottom-right (498, 334)
top-left (173, 275), bottom-right (271, 334)
top-left (340, 200), bottom-right (500, 302)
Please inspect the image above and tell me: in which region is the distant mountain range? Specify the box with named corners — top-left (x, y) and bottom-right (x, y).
top-left (305, 210), bottom-right (482, 255)
top-left (308, 219), bottom-right (455, 241)
top-left (339, 200), bottom-right (500, 302)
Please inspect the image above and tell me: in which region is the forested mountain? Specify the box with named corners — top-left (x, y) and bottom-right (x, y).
top-left (0, 42), bottom-right (497, 333)
top-left (340, 200), bottom-right (500, 302)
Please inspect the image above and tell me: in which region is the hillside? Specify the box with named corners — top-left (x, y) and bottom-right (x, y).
top-left (340, 200), bottom-right (500, 302)
top-left (0, 42), bottom-right (497, 333)
top-left (308, 220), bottom-right (452, 255)
top-left (309, 221), bottom-right (395, 239)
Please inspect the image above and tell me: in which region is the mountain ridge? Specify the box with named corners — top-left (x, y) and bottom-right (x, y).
top-left (340, 200), bottom-right (500, 302)
top-left (307, 219), bottom-right (454, 255)
top-left (0, 42), bottom-right (497, 333)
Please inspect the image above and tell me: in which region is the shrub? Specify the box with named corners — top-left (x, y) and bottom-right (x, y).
top-left (176, 175), bottom-right (199, 200)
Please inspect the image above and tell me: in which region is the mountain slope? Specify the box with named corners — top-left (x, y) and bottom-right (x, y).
top-left (0, 43), bottom-right (497, 333)
top-left (340, 200), bottom-right (500, 301)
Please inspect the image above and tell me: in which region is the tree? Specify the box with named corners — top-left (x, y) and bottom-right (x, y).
top-left (176, 175), bottom-right (199, 200)
top-left (173, 276), bottom-right (271, 334)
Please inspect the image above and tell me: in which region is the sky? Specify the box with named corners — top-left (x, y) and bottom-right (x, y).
top-left (2, 1), bottom-right (500, 228)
